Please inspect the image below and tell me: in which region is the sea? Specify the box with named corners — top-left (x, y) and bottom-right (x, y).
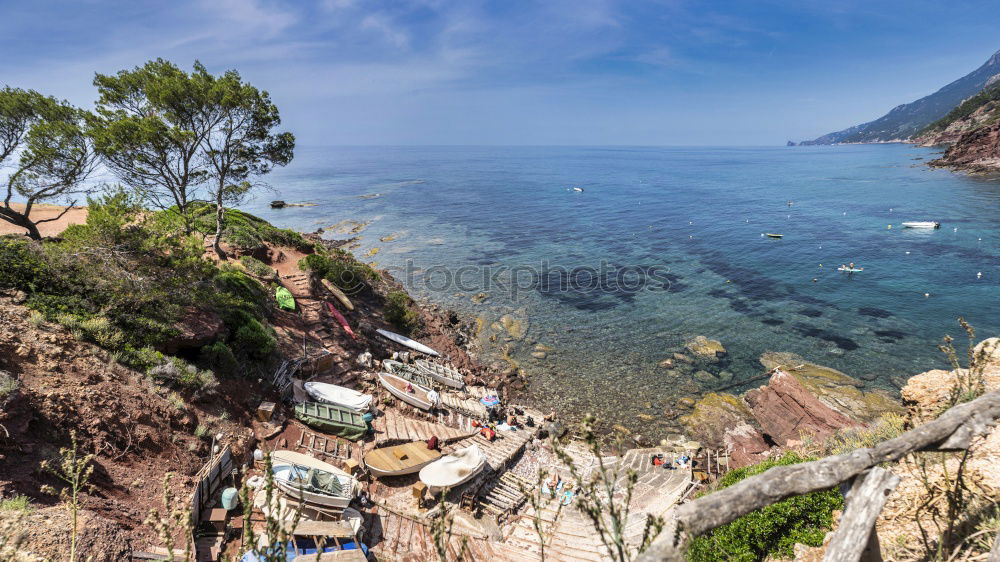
top-left (246, 144), bottom-right (1000, 438)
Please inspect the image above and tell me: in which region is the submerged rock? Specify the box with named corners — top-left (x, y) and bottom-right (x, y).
top-left (686, 336), bottom-right (727, 360)
top-left (499, 313), bottom-right (529, 340)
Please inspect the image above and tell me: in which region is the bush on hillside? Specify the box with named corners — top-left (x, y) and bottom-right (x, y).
top-left (200, 341), bottom-right (239, 378)
top-left (686, 452), bottom-right (843, 561)
top-left (188, 204), bottom-right (314, 253)
top-left (298, 252), bottom-right (379, 295)
top-left (148, 356), bottom-right (219, 400)
top-left (385, 291), bottom-right (421, 335)
top-left (239, 255), bottom-right (276, 279)
top-left (228, 310), bottom-right (277, 359)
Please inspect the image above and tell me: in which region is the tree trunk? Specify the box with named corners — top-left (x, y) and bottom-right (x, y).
top-left (213, 201), bottom-right (227, 260)
top-left (0, 208), bottom-right (43, 240)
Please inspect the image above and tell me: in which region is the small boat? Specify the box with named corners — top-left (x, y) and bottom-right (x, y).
top-left (270, 200), bottom-right (286, 208)
top-left (414, 359), bottom-right (465, 389)
top-left (765, 233), bottom-right (784, 238)
top-left (303, 382), bottom-right (372, 412)
top-left (377, 372), bottom-right (440, 410)
top-left (837, 266), bottom-right (864, 273)
top-left (418, 445), bottom-right (486, 489)
top-left (325, 302), bottom-right (357, 340)
top-left (381, 360), bottom-right (435, 388)
top-left (270, 450), bottom-right (360, 509)
top-left (901, 221), bottom-right (940, 229)
top-left (376, 329), bottom-right (440, 356)
top-left (276, 286), bottom-right (296, 311)
top-left (364, 441), bottom-right (443, 477)
top-left (294, 402), bottom-right (369, 441)
top-left (572, 187), bottom-right (584, 192)
top-left (321, 279), bottom-right (355, 311)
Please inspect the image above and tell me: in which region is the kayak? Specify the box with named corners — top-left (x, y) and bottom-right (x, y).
top-left (276, 286), bottom-right (296, 311)
top-left (765, 233), bottom-right (783, 238)
top-left (901, 221), bottom-right (940, 229)
top-left (321, 279), bottom-right (354, 311)
top-left (325, 301), bottom-right (357, 340)
top-left (376, 329), bottom-right (440, 356)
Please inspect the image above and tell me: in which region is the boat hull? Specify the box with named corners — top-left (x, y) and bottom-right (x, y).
top-left (414, 360), bottom-right (465, 389)
top-left (303, 382), bottom-right (372, 412)
top-left (378, 372), bottom-right (437, 410)
top-left (364, 442), bottom-right (442, 477)
top-left (294, 402), bottom-right (369, 441)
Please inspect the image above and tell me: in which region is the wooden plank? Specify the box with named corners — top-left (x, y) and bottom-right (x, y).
top-left (637, 389), bottom-right (1000, 562)
top-left (823, 467), bottom-right (899, 562)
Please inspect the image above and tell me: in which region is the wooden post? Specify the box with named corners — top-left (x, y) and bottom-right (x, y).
top-left (342, 458), bottom-right (360, 476)
top-left (823, 467), bottom-right (900, 562)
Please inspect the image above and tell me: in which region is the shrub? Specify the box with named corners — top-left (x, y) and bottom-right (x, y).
top-left (385, 291), bottom-right (420, 335)
top-left (298, 252), bottom-right (379, 295)
top-left (215, 269), bottom-right (270, 316)
top-left (0, 495), bottom-right (32, 513)
top-left (687, 452), bottom-right (843, 561)
top-left (200, 341), bottom-right (238, 377)
top-left (0, 372), bottom-right (19, 401)
top-left (825, 412), bottom-right (905, 456)
top-left (230, 311), bottom-right (277, 359)
top-left (0, 237), bottom-right (48, 291)
top-left (148, 357), bottom-right (219, 399)
top-left (78, 315), bottom-right (126, 349)
top-left (239, 256), bottom-right (276, 280)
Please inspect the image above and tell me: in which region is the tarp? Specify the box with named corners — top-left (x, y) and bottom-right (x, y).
top-left (276, 286), bottom-right (296, 311)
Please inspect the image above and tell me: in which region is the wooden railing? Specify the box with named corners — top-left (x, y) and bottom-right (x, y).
top-left (637, 389), bottom-right (1000, 562)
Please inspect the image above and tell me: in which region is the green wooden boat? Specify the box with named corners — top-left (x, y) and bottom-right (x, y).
top-left (276, 286), bottom-right (296, 311)
top-left (294, 402), bottom-right (367, 441)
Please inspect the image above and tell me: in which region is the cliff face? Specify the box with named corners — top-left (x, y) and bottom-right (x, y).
top-left (797, 49), bottom-right (1000, 145)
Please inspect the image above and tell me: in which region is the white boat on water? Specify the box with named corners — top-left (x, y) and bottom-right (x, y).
top-left (304, 382), bottom-right (373, 412)
top-left (414, 359), bottom-right (465, 389)
top-left (376, 328), bottom-right (440, 356)
top-left (901, 221), bottom-right (940, 229)
top-left (419, 445), bottom-right (486, 489)
top-left (270, 450), bottom-right (360, 510)
top-left (377, 371), bottom-right (440, 410)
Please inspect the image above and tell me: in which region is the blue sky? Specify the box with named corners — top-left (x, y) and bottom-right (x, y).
top-left (1, 0), bottom-right (997, 145)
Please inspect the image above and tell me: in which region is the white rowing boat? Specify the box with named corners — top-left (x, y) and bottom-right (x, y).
top-left (901, 221), bottom-right (940, 229)
top-left (304, 382), bottom-right (373, 412)
top-left (377, 371), bottom-right (440, 410)
top-left (418, 445), bottom-right (486, 489)
top-left (270, 450), bottom-right (359, 509)
top-left (363, 442), bottom-right (443, 477)
top-left (376, 328), bottom-right (440, 356)
top-left (414, 359), bottom-right (465, 389)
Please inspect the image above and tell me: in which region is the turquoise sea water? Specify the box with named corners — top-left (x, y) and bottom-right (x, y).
top-left (247, 145), bottom-right (999, 435)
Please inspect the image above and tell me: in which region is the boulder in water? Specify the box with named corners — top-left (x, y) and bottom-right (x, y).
top-left (686, 336), bottom-right (727, 360)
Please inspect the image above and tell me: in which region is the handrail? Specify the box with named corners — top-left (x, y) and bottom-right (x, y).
top-left (636, 389), bottom-right (1000, 561)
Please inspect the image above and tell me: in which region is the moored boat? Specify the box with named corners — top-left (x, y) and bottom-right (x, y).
top-left (303, 382), bottom-right (372, 412)
top-left (414, 359), bottom-right (465, 389)
top-left (418, 445), bottom-right (486, 489)
top-left (270, 450), bottom-right (360, 509)
top-left (901, 221), bottom-right (940, 229)
top-left (294, 402), bottom-right (368, 441)
top-left (765, 233), bottom-right (783, 238)
top-left (364, 441), bottom-right (443, 477)
top-left (376, 329), bottom-right (440, 356)
top-left (377, 372), bottom-right (440, 410)
top-left (837, 266), bottom-right (864, 272)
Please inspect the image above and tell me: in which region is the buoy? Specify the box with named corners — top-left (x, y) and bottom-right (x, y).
top-left (760, 233), bottom-right (764, 237)
top-left (812, 278), bottom-right (818, 282)
top-left (905, 251), bottom-right (910, 255)
top-left (977, 272), bottom-right (982, 279)
top-left (889, 208), bottom-right (893, 212)
top-left (689, 221), bottom-right (693, 225)
top-left (887, 225), bottom-right (892, 229)
top-left (746, 219), bottom-right (750, 223)
top-left (787, 214), bottom-right (791, 219)
top-left (819, 264), bottom-right (823, 268)
top-left (924, 293), bottom-right (930, 298)
top-left (843, 212), bottom-right (846, 215)
top-left (954, 227), bottom-right (958, 232)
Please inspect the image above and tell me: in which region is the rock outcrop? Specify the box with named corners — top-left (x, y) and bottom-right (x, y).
top-left (759, 352), bottom-right (904, 423)
top-left (744, 369), bottom-right (859, 447)
top-left (930, 120), bottom-right (1000, 173)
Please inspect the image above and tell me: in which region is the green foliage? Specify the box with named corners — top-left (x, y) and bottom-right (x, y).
top-left (148, 356), bottom-right (219, 398)
top-left (825, 412), bottom-right (906, 456)
top-left (687, 453), bottom-right (843, 562)
top-left (239, 255), bottom-right (275, 279)
top-left (200, 341), bottom-right (238, 377)
top-left (0, 237), bottom-right (48, 291)
top-left (0, 495), bottom-right (32, 513)
top-left (190, 204), bottom-right (312, 252)
top-left (0, 87), bottom-right (96, 240)
top-left (0, 372), bottom-right (19, 401)
top-left (298, 251), bottom-right (379, 295)
top-left (228, 309), bottom-right (276, 359)
top-left (385, 290), bottom-right (421, 335)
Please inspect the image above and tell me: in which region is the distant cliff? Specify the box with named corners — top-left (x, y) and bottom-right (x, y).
top-left (796, 49), bottom-right (1000, 145)
top-left (914, 80), bottom-right (1000, 172)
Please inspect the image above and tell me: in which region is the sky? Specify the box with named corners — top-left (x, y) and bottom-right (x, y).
top-left (1, 0), bottom-right (998, 146)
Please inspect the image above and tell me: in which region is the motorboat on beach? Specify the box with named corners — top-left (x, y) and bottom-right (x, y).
top-left (418, 445), bottom-right (487, 489)
top-left (270, 450), bottom-right (360, 509)
top-left (377, 371), bottom-right (440, 410)
top-left (304, 382), bottom-right (373, 412)
top-left (901, 221), bottom-right (940, 229)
